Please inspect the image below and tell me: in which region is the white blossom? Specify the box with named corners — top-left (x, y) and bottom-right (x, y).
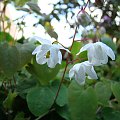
top-left (69, 61), bottom-right (98, 85)
top-left (32, 36), bottom-right (69, 68)
top-left (77, 42), bottom-right (115, 66)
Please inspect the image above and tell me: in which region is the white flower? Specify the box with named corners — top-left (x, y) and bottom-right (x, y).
top-left (32, 36), bottom-right (69, 68)
top-left (77, 42), bottom-right (115, 66)
top-left (69, 61), bottom-right (98, 85)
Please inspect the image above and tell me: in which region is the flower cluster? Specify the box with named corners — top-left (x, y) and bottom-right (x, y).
top-left (32, 36), bottom-right (115, 85)
top-left (69, 41), bottom-right (115, 85)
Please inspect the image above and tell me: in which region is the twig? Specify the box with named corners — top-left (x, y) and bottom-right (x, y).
top-left (52, 62), bottom-right (68, 106)
top-left (68, 57), bottom-right (87, 64)
top-left (50, 0), bottom-right (90, 108)
top-left (69, 26), bottom-right (78, 51)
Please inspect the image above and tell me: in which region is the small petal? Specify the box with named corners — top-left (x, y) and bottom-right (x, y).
top-left (58, 51), bottom-right (62, 64)
top-left (31, 36), bottom-right (52, 45)
top-left (50, 47), bottom-right (59, 63)
top-left (57, 44), bottom-right (70, 53)
top-left (41, 44), bottom-right (51, 50)
top-left (107, 47), bottom-right (115, 60)
top-left (36, 56), bottom-right (47, 64)
top-left (96, 42), bottom-right (115, 60)
top-left (32, 46), bottom-right (41, 55)
top-left (104, 45), bottom-right (115, 60)
top-left (47, 58), bottom-right (55, 68)
top-left (76, 65), bottom-right (86, 85)
top-left (36, 50), bottom-right (48, 64)
top-left (86, 66), bottom-right (98, 79)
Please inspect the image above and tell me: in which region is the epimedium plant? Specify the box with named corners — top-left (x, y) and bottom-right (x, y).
top-left (0, 0), bottom-right (120, 120)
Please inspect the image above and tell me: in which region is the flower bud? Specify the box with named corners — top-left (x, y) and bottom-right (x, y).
top-left (99, 26), bottom-right (106, 35)
top-left (76, 10), bottom-right (91, 27)
top-left (81, 29), bottom-right (88, 37)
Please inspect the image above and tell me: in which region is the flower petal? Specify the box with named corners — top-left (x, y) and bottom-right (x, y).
top-left (47, 47), bottom-right (59, 68)
top-left (47, 58), bottom-right (55, 68)
top-left (58, 51), bottom-right (62, 64)
top-left (76, 65), bottom-right (86, 85)
top-left (32, 45), bottom-right (42, 55)
top-left (36, 54), bottom-right (47, 64)
top-left (50, 47), bottom-right (59, 63)
top-left (41, 44), bottom-right (51, 50)
top-left (31, 36), bottom-right (52, 45)
top-left (104, 45), bottom-right (115, 60)
top-left (86, 66), bottom-right (98, 79)
top-left (107, 47), bottom-right (115, 60)
top-left (57, 44), bottom-right (70, 53)
top-left (97, 42), bottom-right (115, 60)
top-left (76, 43), bottom-right (93, 55)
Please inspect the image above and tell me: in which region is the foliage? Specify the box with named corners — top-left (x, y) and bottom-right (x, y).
top-left (0, 0), bottom-right (120, 120)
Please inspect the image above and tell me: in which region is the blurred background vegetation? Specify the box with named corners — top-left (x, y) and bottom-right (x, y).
top-left (0, 0), bottom-right (120, 120)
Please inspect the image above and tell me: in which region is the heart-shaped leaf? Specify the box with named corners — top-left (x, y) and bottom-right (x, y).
top-left (27, 87), bottom-right (54, 117)
top-left (0, 42), bottom-right (19, 77)
top-left (68, 81), bottom-right (98, 120)
top-left (27, 58), bottom-right (60, 85)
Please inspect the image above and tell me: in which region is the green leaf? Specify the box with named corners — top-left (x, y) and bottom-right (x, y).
top-left (0, 42), bottom-right (19, 77)
top-left (13, 0), bottom-right (29, 6)
top-left (47, 30), bottom-right (58, 39)
top-left (16, 43), bottom-right (35, 69)
top-left (27, 87), bottom-right (54, 117)
top-left (101, 36), bottom-right (116, 51)
top-left (0, 32), bottom-right (14, 42)
top-left (16, 8), bottom-right (30, 12)
top-left (14, 112), bottom-right (25, 120)
top-left (68, 81), bottom-right (98, 120)
top-left (102, 107), bottom-right (120, 120)
top-left (56, 105), bottom-right (71, 120)
top-left (31, 0), bottom-right (38, 3)
top-left (71, 41), bottom-right (83, 58)
top-left (78, 50), bottom-right (88, 62)
top-left (27, 2), bottom-right (42, 15)
top-left (50, 81), bottom-right (68, 107)
top-left (16, 77), bottom-right (37, 99)
top-left (95, 81), bottom-right (112, 106)
top-left (27, 58), bottom-right (60, 85)
top-left (111, 82), bottom-right (120, 103)
top-left (3, 92), bottom-right (17, 109)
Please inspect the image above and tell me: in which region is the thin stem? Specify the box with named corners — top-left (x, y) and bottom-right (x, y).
top-left (75, 38), bottom-right (93, 42)
top-left (52, 40), bottom-right (68, 49)
top-left (68, 57), bottom-right (87, 64)
top-left (69, 26), bottom-right (78, 51)
top-left (83, 0), bottom-right (90, 11)
top-left (51, 0), bottom-right (90, 107)
top-left (52, 62), bottom-right (68, 106)
top-left (52, 25), bottom-right (78, 106)
top-left (77, 0), bottom-right (90, 15)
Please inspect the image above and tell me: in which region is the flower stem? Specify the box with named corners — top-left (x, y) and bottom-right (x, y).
top-left (69, 26), bottom-right (78, 51)
top-left (52, 26), bottom-right (78, 106)
top-left (51, 0), bottom-right (90, 107)
top-left (52, 62), bottom-right (68, 105)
